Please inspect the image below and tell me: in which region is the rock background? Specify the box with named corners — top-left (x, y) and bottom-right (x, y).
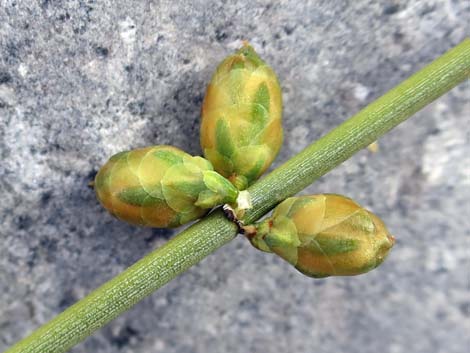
top-left (1, 1), bottom-right (469, 352)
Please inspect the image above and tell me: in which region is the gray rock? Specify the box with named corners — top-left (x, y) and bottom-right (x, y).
top-left (1, 1), bottom-right (469, 353)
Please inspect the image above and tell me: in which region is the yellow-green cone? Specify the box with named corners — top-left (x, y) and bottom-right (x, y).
top-left (244, 194), bottom-right (395, 278)
top-left (200, 43), bottom-right (283, 190)
top-left (95, 145), bottom-right (239, 228)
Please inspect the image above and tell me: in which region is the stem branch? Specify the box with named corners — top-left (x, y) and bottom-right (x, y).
top-left (6, 39), bottom-right (470, 353)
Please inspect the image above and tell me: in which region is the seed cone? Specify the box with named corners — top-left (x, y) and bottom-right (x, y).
top-left (95, 145), bottom-right (239, 228)
top-left (245, 194), bottom-right (395, 278)
top-left (200, 43), bottom-right (283, 190)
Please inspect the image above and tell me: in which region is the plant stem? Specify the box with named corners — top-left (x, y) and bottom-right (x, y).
top-left (243, 39), bottom-right (470, 223)
top-left (6, 39), bottom-right (470, 353)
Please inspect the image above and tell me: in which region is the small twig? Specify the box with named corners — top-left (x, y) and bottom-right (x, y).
top-left (6, 39), bottom-right (470, 353)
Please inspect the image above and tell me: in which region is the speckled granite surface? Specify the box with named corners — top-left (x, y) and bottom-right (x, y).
top-left (1, 1), bottom-right (469, 352)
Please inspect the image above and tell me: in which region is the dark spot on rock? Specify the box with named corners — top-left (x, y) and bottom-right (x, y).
top-left (435, 310), bottom-right (447, 320)
top-left (59, 290), bottom-right (77, 310)
top-left (393, 31), bottom-right (404, 42)
top-left (274, 33), bottom-right (281, 40)
top-left (27, 247), bottom-right (38, 269)
top-left (459, 302), bottom-right (470, 316)
top-left (40, 237), bottom-right (58, 253)
top-left (52, 142), bottom-right (65, 151)
top-left (1, 145), bottom-right (11, 159)
top-left (420, 4), bottom-right (436, 16)
top-left (41, 191), bottom-right (53, 206)
top-left (183, 58), bottom-right (191, 64)
top-left (87, 169), bottom-right (97, 180)
top-left (39, 237), bottom-right (59, 263)
top-left (238, 298), bottom-right (258, 312)
top-left (128, 101), bottom-right (146, 115)
top-left (283, 26), bottom-right (295, 35)
top-left (86, 170), bottom-right (97, 188)
top-left (124, 64), bottom-right (134, 72)
top-left (0, 71), bottom-right (12, 84)
top-left (82, 336), bottom-right (105, 351)
top-left (215, 28), bottom-right (227, 42)
top-left (192, 92), bottom-right (203, 105)
top-left (309, 47), bottom-right (319, 57)
top-left (173, 87), bottom-right (185, 102)
top-left (383, 4), bottom-right (400, 15)
top-left (94, 46), bottom-right (109, 58)
top-left (82, 4), bottom-right (94, 19)
top-left (6, 42), bottom-right (19, 60)
top-left (434, 266), bottom-right (448, 274)
top-left (58, 12), bottom-right (71, 21)
top-left (145, 228), bottom-right (173, 243)
top-left (73, 25), bottom-right (87, 35)
top-left (110, 326), bottom-right (139, 348)
top-left (16, 215), bottom-right (33, 230)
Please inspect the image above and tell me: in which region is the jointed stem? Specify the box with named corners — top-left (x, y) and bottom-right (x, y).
top-left (6, 39), bottom-right (470, 353)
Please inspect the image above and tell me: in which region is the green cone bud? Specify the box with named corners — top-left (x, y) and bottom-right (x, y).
top-left (245, 194), bottom-right (395, 278)
top-left (95, 145), bottom-right (239, 228)
top-left (200, 42), bottom-right (283, 190)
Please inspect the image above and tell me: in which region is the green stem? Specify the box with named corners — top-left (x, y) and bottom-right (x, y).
top-left (243, 38), bottom-right (470, 224)
top-left (6, 39), bottom-right (470, 353)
